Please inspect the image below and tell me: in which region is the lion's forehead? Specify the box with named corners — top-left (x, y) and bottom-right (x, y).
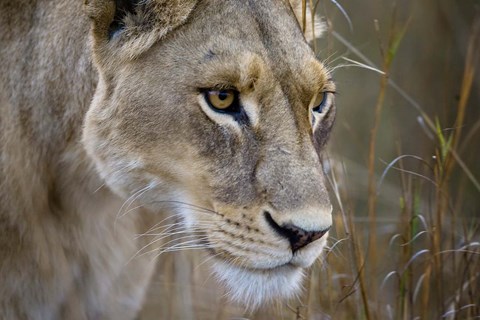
top-left (139, 0), bottom-right (329, 96)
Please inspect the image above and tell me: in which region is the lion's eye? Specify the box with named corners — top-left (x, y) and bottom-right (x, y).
top-left (204, 89), bottom-right (239, 112)
top-left (312, 92), bottom-right (327, 113)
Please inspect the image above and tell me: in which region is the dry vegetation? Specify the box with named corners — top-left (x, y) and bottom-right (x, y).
top-left (140, 1), bottom-right (480, 318)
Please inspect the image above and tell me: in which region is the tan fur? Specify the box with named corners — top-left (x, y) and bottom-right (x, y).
top-left (0, 0), bottom-right (335, 318)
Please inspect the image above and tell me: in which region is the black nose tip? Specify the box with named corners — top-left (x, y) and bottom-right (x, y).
top-left (264, 212), bottom-right (330, 252)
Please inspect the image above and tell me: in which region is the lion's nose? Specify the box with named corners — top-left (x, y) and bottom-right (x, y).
top-left (264, 212), bottom-right (330, 252)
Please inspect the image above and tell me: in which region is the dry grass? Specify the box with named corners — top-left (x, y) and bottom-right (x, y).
top-left (140, 1), bottom-right (480, 319)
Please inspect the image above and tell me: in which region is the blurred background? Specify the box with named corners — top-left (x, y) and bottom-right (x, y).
top-left (141, 0), bottom-right (480, 318)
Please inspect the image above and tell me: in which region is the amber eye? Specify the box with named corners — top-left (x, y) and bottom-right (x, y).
top-left (204, 89), bottom-right (237, 111)
top-left (312, 92), bottom-right (327, 113)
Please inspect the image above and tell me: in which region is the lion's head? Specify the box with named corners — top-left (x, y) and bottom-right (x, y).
top-left (83, 0), bottom-right (335, 307)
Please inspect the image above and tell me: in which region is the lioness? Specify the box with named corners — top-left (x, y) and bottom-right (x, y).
top-left (0, 0), bottom-right (336, 318)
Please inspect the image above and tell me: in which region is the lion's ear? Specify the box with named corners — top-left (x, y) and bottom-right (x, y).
top-left (107, 0), bottom-right (141, 39)
top-left (85, 0), bottom-right (197, 62)
top-left (288, 0), bottom-right (325, 42)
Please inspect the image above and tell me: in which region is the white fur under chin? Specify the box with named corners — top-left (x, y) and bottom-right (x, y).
top-left (212, 260), bottom-right (305, 309)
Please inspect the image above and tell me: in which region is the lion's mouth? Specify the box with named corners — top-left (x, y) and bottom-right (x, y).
top-left (211, 252), bottom-right (295, 272)
top-left (201, 237), bottom-right (293, 270)
top-left (202, 231), bottom-right (327, 268)
top-left (177, 212), bottom-right (327, 307)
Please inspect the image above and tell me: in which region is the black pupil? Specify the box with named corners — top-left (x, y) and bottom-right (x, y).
top-left (218, 92), bottom-right (229, 101)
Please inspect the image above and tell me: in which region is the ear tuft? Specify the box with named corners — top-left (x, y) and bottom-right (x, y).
top-left (289, 0), bottom-right (326, 42)
top-left (108, 0), bottom-right (141, 39)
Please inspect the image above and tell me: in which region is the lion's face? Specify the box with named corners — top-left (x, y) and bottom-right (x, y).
top-left (83, 0), bottom-right (335, 306)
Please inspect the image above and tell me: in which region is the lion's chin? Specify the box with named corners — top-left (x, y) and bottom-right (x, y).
top-left (211, 259), bottom-right (305, 309)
